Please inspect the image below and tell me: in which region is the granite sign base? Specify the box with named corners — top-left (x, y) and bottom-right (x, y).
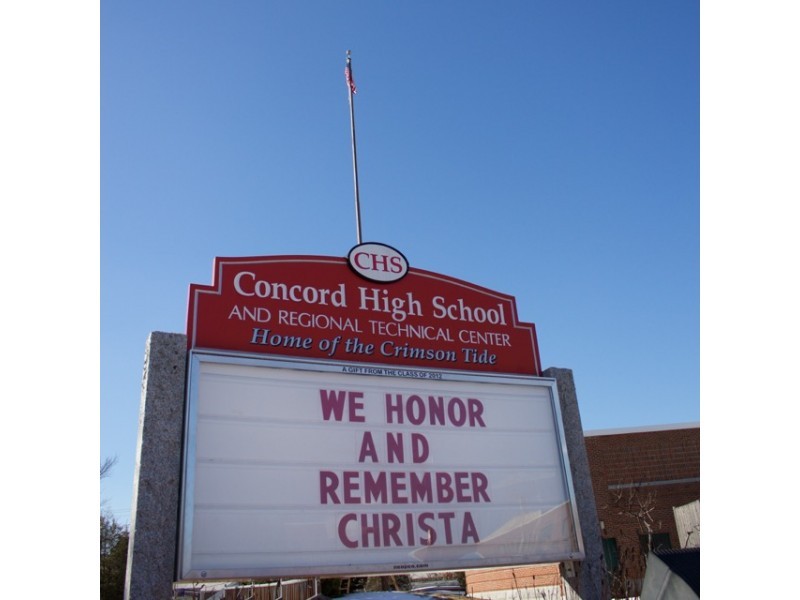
top-left (125, 332), bottom-right (187, 600)
top-left (544, 367), bottom-right (605, 600)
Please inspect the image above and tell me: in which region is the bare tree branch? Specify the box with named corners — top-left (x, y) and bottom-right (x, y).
top-left (101, 456), bottom-right (118, 480)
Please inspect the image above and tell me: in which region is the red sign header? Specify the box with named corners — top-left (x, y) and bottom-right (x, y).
top-left (187, 255), bottom-right (541, 375)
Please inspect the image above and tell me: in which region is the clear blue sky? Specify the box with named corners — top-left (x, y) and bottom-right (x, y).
top-left (100, 1), bottom-right (699, 526)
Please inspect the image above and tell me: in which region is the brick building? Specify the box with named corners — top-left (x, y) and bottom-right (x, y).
top-left (465, 423), bottom-right (700, 599)
top-left (586, 424), bottom-right (700, 597)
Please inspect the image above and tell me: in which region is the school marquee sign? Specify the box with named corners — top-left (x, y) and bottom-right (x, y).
top-left (178, 247), bottom-right (583, 580)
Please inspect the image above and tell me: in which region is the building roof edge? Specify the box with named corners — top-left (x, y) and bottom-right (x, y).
top-left (584, 422), bottom-right (699, 437)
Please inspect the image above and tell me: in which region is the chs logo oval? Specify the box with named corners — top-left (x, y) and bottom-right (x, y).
top-left (347, 242), bottom-right (409, 283)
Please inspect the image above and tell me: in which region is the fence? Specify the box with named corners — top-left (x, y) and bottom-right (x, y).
top-left (174, 578), bottom-right (314, 600)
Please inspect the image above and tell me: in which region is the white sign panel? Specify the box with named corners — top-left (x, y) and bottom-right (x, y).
top-left (178, 352), bottom-right (583, 580)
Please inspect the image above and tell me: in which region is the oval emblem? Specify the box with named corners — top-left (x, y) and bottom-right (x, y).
top-left (347, 242), bottom-right (409, 283)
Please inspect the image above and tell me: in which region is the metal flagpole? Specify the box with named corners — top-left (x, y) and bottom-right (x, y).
top-left (345, 50), bottom-right (363, 244)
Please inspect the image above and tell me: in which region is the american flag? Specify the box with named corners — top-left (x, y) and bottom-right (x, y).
top-left (345, 59), bottom-right (357, 95)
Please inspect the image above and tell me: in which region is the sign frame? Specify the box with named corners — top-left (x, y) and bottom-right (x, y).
top-left (177, 349), bottom-right (585, 581)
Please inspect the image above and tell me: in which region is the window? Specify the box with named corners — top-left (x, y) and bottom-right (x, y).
top-left (639, 532), bottom-right (672, 553)
top-left (602, 537), bottom-right (619, 572)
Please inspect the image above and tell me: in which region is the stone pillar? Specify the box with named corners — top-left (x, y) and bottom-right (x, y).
top-left (125, 332), bottom-right (188, 600)
top-left (543, 367), bottom-right (605, 600)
